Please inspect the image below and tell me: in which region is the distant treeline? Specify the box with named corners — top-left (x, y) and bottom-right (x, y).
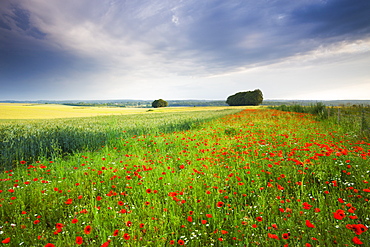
top-left (63, 102), bottom-right (149, 107)
top-left (2, 99), bottom-right (369, 107)
top-left (169, 101), bottom-right (227, 107)
top-left (63, 100), bottom-right (228, 108)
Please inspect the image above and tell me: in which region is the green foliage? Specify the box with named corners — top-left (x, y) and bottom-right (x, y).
top-left (152, 99), bottom-right (169, 108)
top-left (269, 102), bottom-right (328, 118)
top-left (269, 103), bottom-right (370, 139)
top-left (226, 89), bottom-right (263, 106)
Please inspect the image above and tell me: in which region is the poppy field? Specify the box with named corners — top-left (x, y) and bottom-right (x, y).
top-left (1, 108), bottom-right (369, 246)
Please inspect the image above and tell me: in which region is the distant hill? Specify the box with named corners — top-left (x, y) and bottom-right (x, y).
top-left (1, 99), bottom-right (369, 107)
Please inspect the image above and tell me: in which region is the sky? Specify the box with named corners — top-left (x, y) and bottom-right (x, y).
top-left (0, 0), bottom-right (370, 101)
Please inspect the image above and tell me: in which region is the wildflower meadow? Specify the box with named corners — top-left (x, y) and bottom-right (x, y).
top-left (1, 108), bottom-right (369, 246)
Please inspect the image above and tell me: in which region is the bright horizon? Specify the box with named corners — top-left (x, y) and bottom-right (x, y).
top-left (1, 0), bottom-right (370, 101)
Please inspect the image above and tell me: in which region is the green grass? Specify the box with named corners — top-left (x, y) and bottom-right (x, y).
top-left (269, 103), bottom-right (370, 139)
top-left (0, 109), bottom-right (369, 246)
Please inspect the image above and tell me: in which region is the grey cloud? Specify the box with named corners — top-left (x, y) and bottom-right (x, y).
top-left (0, 2), bottom-right (100, 88)
top-left (0, 3), bottom-right (46, 39)
top-left (161, 0), bottom-right (370, 75)
top-left (162, 1), bottom-right (297, 73)
top-left (290, 0), bottom-right (370, 40)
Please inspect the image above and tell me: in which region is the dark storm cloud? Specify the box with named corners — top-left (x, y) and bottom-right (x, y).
top-left (290, 0), bottom-right (370, 40)
top-left (163, 0), bottom-right (370, 74)
top-left (0, 4), bottom-right (46, 39)
top-left (0, 1), bottom-right (100, 93)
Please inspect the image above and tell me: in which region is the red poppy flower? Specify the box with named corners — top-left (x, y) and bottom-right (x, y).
top-left (126, 221), bottom-right (132, 227)
top-left (178, 239), bottom-right (185, 245)
top-left (187, 216), bottom-right (193, 222)
top-left (305, 220), bottom-right (315, 228)
top-left (282, 233), bottom-right (290, 239)
top-left (56, 223), bottom-right (64, 229)
top-left (169, 240), bottom-right (175, 245)
top-left (256, 216), bottom-right (263, 222)
top-left (302, 202), bottom-right (312, 210)
top-left (44, 244), bottom-right (55, 247)
top-left (113, 229), bottom-right (119, 236)
top-left (100, 241), bottom-right (110, 247)
top-left (348, 207), bottom-right (356, 213)
top-left (2, 237), bottom-right (10, 244)
top-left (76, 236), bottom-right (83, 245)
top-left (346, 224), bottom-right (354, 230)
top-left (268, 233), bottom-right (279, 240)
top-left (205, 214), bottom-right (212, 218)
top-left (139, 223), bottom-right (145, 228)
top-left (216, 201), bottom-right (224, 207)
top-left (352, 224), bottom-right (368, 235)
top-left (123, 233), bottom-right (130, 240)
top-left (146, 188), bottom-right (152, 193)
top-left (333, 209), bottom-right (346, 220)
top-left (201, 220), bottom-right (207, 224)
top-left (84, 225), bottom-right (92, 234)
top-left (71, 218), bottom-right (78, 224)
top-left (65, 198), bottom-right (73, 205)
top-left (118, 201), bottom-right (124, 206)
top-left (352, 236), bottom-right (364, 245)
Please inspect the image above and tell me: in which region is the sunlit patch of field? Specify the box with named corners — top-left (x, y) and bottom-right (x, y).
top-left (0, 103), bottom-right (147, 119)
top-left (0, 103), bottom-right (249, 120)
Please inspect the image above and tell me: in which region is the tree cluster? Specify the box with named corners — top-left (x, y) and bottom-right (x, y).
top-left (152, 99), bottom-right (168, 108)
top-left (226, 89), bottom-right (263, 106)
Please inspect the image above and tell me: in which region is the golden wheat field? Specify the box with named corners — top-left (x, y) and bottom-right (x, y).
top-left (0, 103), bottom-right (248, 119)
